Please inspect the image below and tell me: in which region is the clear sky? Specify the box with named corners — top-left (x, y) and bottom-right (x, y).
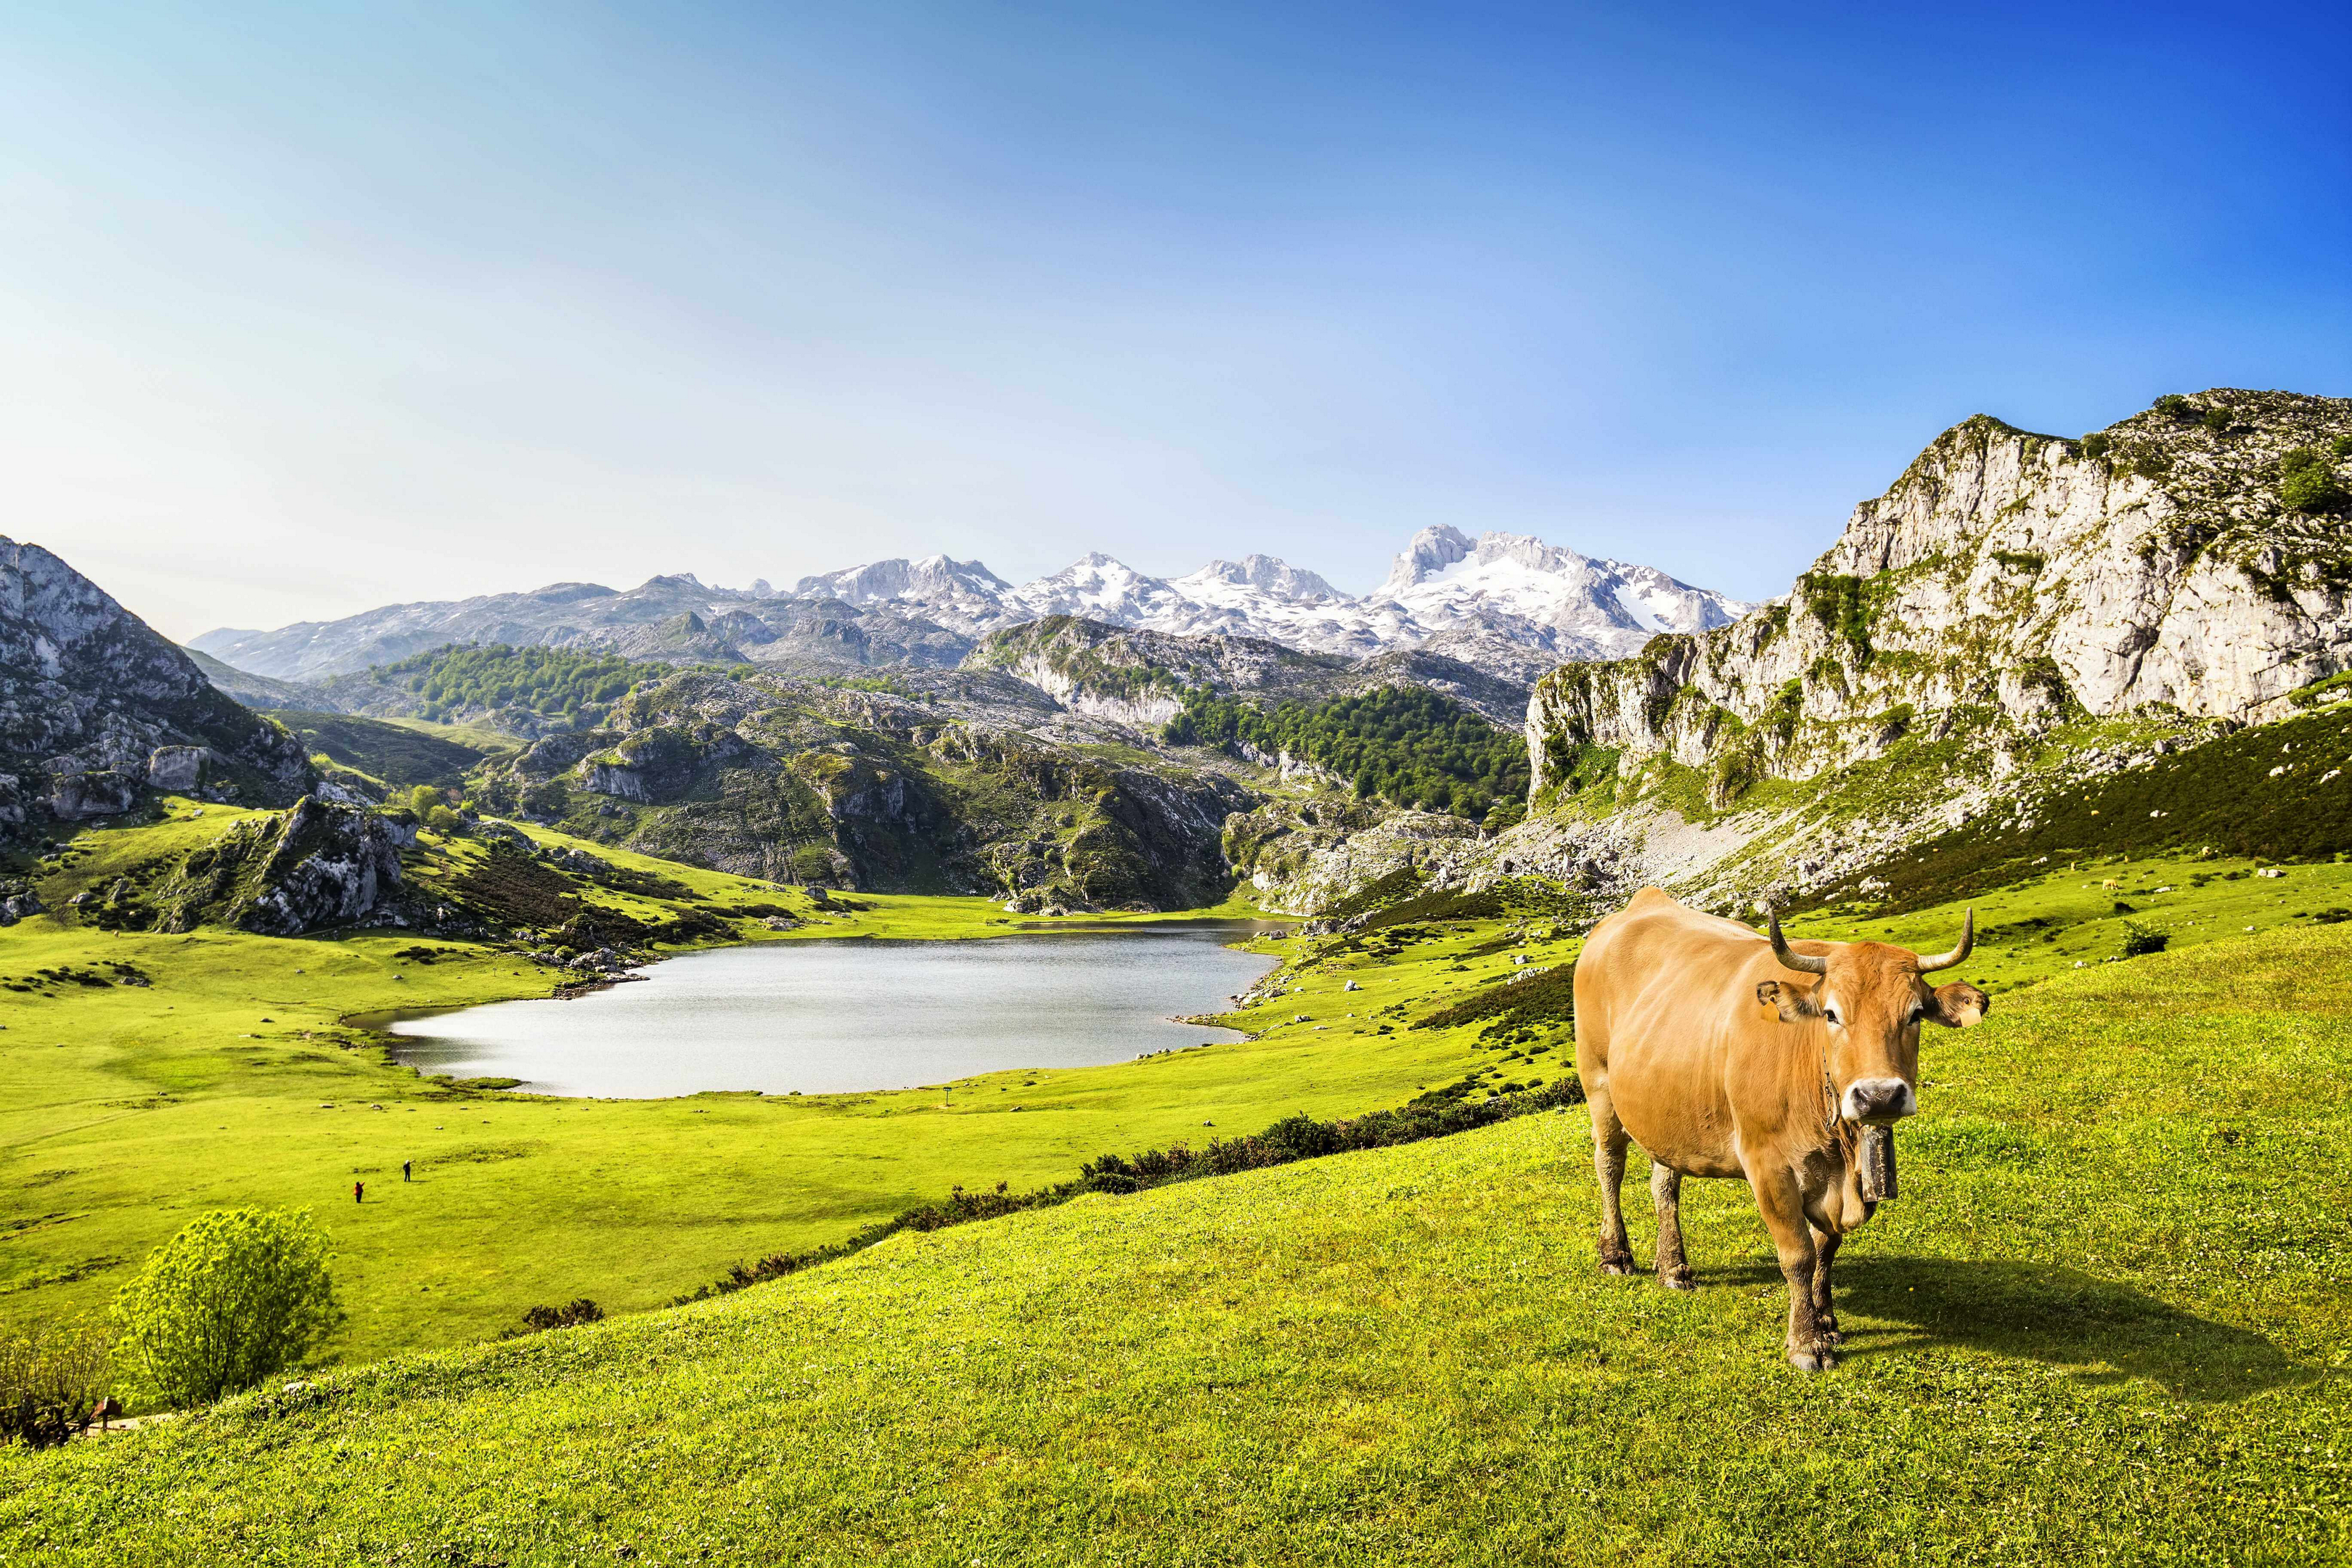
top-left (7, 2), bottom-right (2348, 640)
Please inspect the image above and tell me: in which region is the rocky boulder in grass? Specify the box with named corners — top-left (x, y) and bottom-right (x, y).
top-left (46, 769), bottom-right (139, 821)
top-left (146, 746), bottom-right (210, 792)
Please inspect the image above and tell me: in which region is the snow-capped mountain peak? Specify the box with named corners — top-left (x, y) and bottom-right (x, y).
top-left (1378, 524), bottom-right (1479, 595)
top-left (1177, 555), bottom-right (1341, 604)
top-left (783, 528), bottom-right (1747, 674)
top-left (791, 555), bottom-right (1013, 633)
top-left (197, 526), bottom-right (1748, 686)
top-left (1373, 528), bottom-right (1744, 649)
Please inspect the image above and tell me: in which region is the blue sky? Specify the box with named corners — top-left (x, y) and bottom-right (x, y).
top-left (7, 1), bottom-right (2348, 639)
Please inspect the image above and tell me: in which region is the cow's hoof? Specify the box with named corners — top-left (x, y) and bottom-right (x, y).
top-left (1598, 1254), bottom-right (1636, 1276)
top-left (1787, 1346), bottom-right (1839, 1373)
top-left (1817, 1323), bottom-right (1843, 1346)
top-left (1659, 1269), bottom-right (1695, 1291)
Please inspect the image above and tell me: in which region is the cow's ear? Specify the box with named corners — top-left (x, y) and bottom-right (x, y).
top-left (1757, 979), bottom-right (1822, 1022)
top-left (1925, 981), bottom-right (1990, 1029)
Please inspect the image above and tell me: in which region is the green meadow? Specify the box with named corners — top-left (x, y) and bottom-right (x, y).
top-left (3, 916), bottom-right (2346, 1564)
top-left (2, 810), bottom-right (1499, 1357)
top-left (7, 793), bottom-right (2348, 1372)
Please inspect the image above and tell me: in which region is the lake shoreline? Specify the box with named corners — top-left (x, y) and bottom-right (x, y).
top-left (380, 921), bottom-right (1286, 1100)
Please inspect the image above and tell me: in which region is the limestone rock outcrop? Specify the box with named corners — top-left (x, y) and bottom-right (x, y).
top-left (1521, 390), bottom-right (2352, 902)
top-left (146, 797), bottom-right (406, 935)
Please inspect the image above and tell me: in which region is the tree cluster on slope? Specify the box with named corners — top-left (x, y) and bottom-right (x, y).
top-left (1163, 685), bottom-right (1529, 821)
top-left (373, 645), bottom-right (667, 726)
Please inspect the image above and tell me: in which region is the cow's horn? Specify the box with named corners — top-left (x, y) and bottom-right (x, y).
top-left (1917, 908), bottom-right (1975, 973)
top-left (1768, 911), bottom-right (1827, 974)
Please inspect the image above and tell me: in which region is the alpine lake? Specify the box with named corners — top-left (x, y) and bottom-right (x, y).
top-left (386, 922), bottom-right (1286, 1098)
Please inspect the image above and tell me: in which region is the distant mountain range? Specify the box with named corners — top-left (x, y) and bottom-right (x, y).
top-left (190, 526), bottom-right (1749, 686)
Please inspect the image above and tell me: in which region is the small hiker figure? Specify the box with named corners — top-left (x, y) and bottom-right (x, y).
top-left (354, 1180), bottom-right (364, 1204)
top-left (403, 1159), bottom-right (412, 1183)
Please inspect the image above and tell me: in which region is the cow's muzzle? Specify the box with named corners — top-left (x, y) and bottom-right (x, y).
top-left (1841, 1077), bottom-right (1916, 1125)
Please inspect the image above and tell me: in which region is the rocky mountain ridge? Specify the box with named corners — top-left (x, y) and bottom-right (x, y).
top-left (193, 526), bottom-right (1745, 687)
top-left (1509, 388), bottom-right (2352, 908)
top-left (0, 538), bottom-right (313, 838)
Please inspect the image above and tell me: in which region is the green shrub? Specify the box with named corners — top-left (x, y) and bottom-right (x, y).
top-left (2333, 435), bottom-right (2352, 459)
top-left (1797, 572), bottom-right (1874, 661)
top-left (2121, 922), bottom-right (2170, 957)
top-left (111, 1208), bottom-right (340, 1408)
top-left (2279, 454), bottom-right (2348, 514)
top-left (2200, 405), bottom-right (2232, 433)
top-left (2153, 393), bottom-right (2194, 420)
top-left (2131, 454), bottom-right (2171, 481)
top-left (425, 804), bottom-right (466, 834)
top-left (0, 1318), bottom-right (112, 1448)
top-left (518, 1299), bottom-right (605, 1334)
top-left (2080, 432), bottom-right (2112, 459)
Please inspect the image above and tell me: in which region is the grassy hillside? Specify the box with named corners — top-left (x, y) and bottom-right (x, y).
top-left (1, 812), bottom-right (1508, 1358)
top-left (4, 923), bottom-right (2345, 1563)
top-left (12, 786), bottom-right (2352, 1363)
top-left (267, 709), bottom-right (505, 791)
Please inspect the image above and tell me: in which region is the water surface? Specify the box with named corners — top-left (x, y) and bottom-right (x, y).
top-left (386, 924), bottom-right (1281, 1098)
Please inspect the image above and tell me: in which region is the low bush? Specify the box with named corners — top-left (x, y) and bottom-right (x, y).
top-left (2080, 431), bottom-right (2112, 459)
top-left (111, 1208), bottom-right (340, 1408)
top-left (517, 1299), bottom-right (605, 1334)
top-left (2153, 393), bottom-right (2194, 420)
top-left (2121, 922), bottom-right (2171, 957)
top-left (0, 1318), bottom-right (112, 1449)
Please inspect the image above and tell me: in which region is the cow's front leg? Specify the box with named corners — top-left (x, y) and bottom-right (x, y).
top-left (1588, 1087), bottom-right (1635, 1275)
top-left (1808, 1226), bottom-right (1842, 1346)
top-left (1651, 1163), bottom-right (1693, 1289)
top-left (1749, 1167), bottom-right (1836, 1371)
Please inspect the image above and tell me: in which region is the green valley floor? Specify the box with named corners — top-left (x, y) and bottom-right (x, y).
top-left (7, 809), bottom-right (2352, 1363)
top-left (4, 921), bottom-right (2348, 1563)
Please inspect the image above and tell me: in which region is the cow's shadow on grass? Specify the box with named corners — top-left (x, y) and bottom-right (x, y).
top-left (1712, 1254), bottom-right (2306, 1401)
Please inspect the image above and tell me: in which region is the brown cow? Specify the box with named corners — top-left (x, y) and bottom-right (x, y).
top-left (1572, 889), bottom-right (1988, 1370)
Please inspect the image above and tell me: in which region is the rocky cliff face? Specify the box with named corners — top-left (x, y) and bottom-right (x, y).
top-left (0, 539), bottom-right (314, 836)
top-left (1519, 390), bottom-right (2352, 903)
